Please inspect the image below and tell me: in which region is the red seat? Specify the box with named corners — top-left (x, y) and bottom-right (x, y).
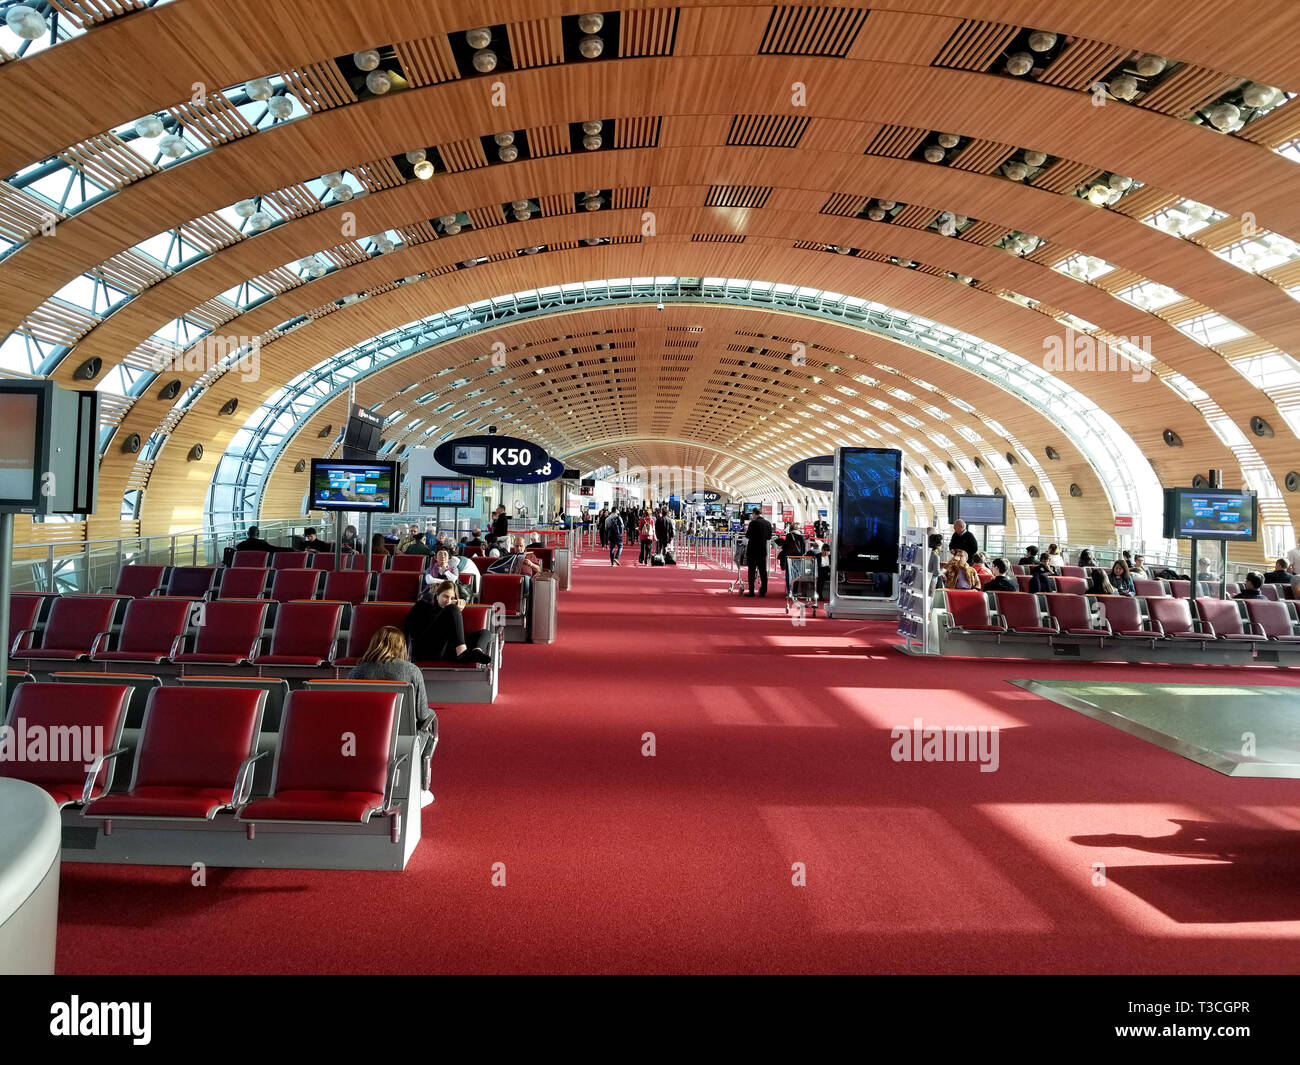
top-left (480, 574), bottom-right (525, 617)
top-left (941, 590), bottom-right (1003, 633)
top-left (310, 553), bottom-right (338, 571)
top-left (412, 604), bottom-right (497, 670)
top-left (1045, 594), bottom-right (1109, 636)
top-left (531, 547), bottom-right (556, 571)
top-left (347, 553), bottom-right (387, 572)
top-left (1060, 566), bottom-right (1086, 579)
top-left (1011, 565), bottom-right (1025, 576)
top-left (1145, 597), bottom-right (1198, 638)
top-left (92, 596), bottom-right (193, 664)
top-left (472, 555), bottom-right (494, 574)
top-left (7, 594), bottom-right (44, 655)
top-left (323, 570), bottom-right (371, 606)
top-left (270, 568), bottom-right (323, 604)
top-left (1168, 580), bottom-right (1192, 598)
top-left (1093, 596), bottom-right (1161, 638)
top-left (84, 687), bottom-right (266, 822)
top-left (253, 601), bottom-right (342, 667)
top-left (464, 545), bottom-right (484, 557)
top-left (1259, 583), bottom-right (1282, 601)
top-left (216, 567), bottom-right (269, 599)
top-left (992, 592), bottom-right (1056, 634)
top-left (1133, 578), bottom-right (1166, 598)
top-left (272, 552), bottom-right (309, 570)
top-left (0, 682), bottom-right (131, 807)
top-left (1053, 576), bottom-right (1087, 595)
top-left (1014, 575), bottom-right (1033, 593)
top-left (1193, 598), bottom-right (1255, 640)
top-left (163, 566), bottom-right (218, 599)
top-left (174, 599), bottom-right (268, 666)
top-left (237, 690), bottom-right (401, 827)
top-left (389, 554), bottom-right (428, 572)
top-left (1244, 600), bottom-right (1300, 642)
top-left (231, 550), bottom-right (269, 568)
top-left (111, 564), bottom-right (167, 598)
top-left (374, 571), bottom-right (421, 603)
top-left (337, 602), bottom-right (412, 668)
top-left (17, 596), bottom-right (119, 662)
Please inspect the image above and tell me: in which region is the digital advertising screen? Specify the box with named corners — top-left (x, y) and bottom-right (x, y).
top-left (309, 460), bottom-right (397, 512)
top-left (454, 444), bottom-right (488, 467)
top-left (0, 389), bottom-right (41, 503)
top-left (806, 462), bottom-right (835, 484)
top-left (1164, 488), bottom-right (1257, 541)
top-left (420, 477), bottom-right (473, 507)
top-left (834, 448), bottom-right (902, 583)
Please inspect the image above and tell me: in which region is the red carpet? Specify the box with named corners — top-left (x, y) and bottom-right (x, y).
top-left (56, 555), bottom-right (1300, 973)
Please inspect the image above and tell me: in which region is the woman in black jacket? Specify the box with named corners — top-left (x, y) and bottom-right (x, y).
top-left (405, 580), bottom-right (492, 664)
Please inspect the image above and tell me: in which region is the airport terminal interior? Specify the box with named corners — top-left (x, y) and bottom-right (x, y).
top-left (1, 0), bottom-right (1300, 977)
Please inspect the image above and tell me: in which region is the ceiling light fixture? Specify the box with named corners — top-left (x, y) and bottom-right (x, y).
top-left (5, 5), bottom-right (46, 39)
top-left (322, 172), bottom-right (344, 188)
top-left (466, 27), bottom-right (492, 49)
top-left (1208, 102), bottom-right (1242, 131)
top-left (266, 95), bottom-right (295, 120)
top-left (247, 212), bottom-right (272, 232)
top-left (1027, 31), bottom-right (1057, 52)
top-left (365, 70), bottom-right (392, 94)
top-left (158, 134), bottom-right (187, 159)
top-left (353, 49), bottom-right (381, 70)
top-left (334, 185), bottom-right (354, 202)
top-left (1108, 74), bottom-right (1139, 101)
top-left (1003, 160), bottom-right (1028, 181)
top-left (413, 159), bottom-right (435, 179)
top-left (923, 145), bottom-right (945, 163)
top-left (578, 13), bottom-right (604, 34)
top-left (936, 132), bottom-right (959, 148)
top-left (133, 114), bottom-right (165, 139)
top-left (1005, 52), bottom-right (1034, 76)
top-left (233, 199), bottom-right (257, 218)
top-left (1134, 54), bottom-right (1167, 77)
top-left (245, 78), bottom-right (274, 101)
top-left (472, 49), bottom-right (498, 73)
top-left (1242, 83), bottom-right (1281, 109)
top-left (1022, 150), bottom-right (1046, 167)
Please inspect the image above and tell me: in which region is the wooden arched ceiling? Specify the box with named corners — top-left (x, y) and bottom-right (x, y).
top-left (2, 1), bottom-right (1298, 556)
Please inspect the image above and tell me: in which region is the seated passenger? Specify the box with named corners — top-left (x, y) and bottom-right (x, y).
top-left (1109, 560), bottom-right (1136, 597)
top-left (403, 532), bottom-right (434, 556)
top-left (1234, 573), bottom-right (1264, 600)
top-left (942, 549), bottom-right (980, 590)
top-left (1043, 544), bottom-right (1065, 572)
top-left (969, 552), bottom-right (994, 584)
top-left (1077, 549), bottom-right (1095, 568)
top-left (1130, 554), bottom-right (1148, 577)
top-left (301, 527), bottom-right (329, 552)
top-left (1086, 568), bottom-right (1115, 596)
top-left (1263, 559), bottom-right (1292, 584)
top-left (1196, 557), bottom-right (1216, 582)
top-left (486, 536), bottom-right (542, 576)
top-left (429, 548), bottom-right (460, 582)
top-left (1027, 561), bottom-right (1054, 594)
top-left (1017, 545), bottom-right (1039, 567)
top-left (983, 558), bottom-right (1017, 592)
top-left (348, 626), bottom-right (437, 809)
top-left (405, 580), bottom-right (492, 664)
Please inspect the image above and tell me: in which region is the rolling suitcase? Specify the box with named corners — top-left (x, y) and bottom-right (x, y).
top-left (528, 573), bottom-right (558, 643)
top-left (651, 552), bottom-right (665, 566)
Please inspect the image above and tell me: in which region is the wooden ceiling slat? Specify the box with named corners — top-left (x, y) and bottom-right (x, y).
top-left (507, 18), bottom-right (564, 69)
top-left (932, 19), bottom-right (1018, 72)
top-left (1238, 97), bottom-right (1300, 147)
top-left (866, 124), bottom-right (927, 158)
top-left (392, 36), bottom-right (460, 87)
top-left (950, 138), bottom-right (1016, 173)
top-left (467, 204), bottom-right (507, 229)
top-left (279, 61), bottom-right (356, 112)
top-left (613, 115), bottom-right (662, 149)
top-left (525, 124), bottom-right (570, 158)
top-left (620, 7), bottom-right (679, 58)
top-left (1030, 158), bottom-right (1100, 195)
top-left (1138, 64), bottom-right (1239, 118)
top-left (1039, 38), bottom-right (1129, 91)
top-left (438, 137), bottom-right (488, 172)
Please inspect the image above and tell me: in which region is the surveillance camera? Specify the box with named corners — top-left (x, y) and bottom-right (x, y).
top-left (487, 425), bottom-right (498, 434)
top-left (657, 302), bottom-right (665, 311)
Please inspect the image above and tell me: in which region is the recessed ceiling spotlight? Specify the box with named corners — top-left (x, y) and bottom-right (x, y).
top-left (365, 70), bottom-right (392, 94)
top-left (245, 78), bottom-right (274, 101)
top-left (579, 35), bottom-right (604, 59)
top-left (413, 159), bottom-right (434, 179)
top-left (1108, 74), bottom-right (1139, 101)
top-left (1005, 52), bottom-right (1034, 76)
top-left (1134, 54), bottom-right (1167, 77)
top-left (472, 50), bottom-right (497, 73)
top-left (1027, 31), bottom-right (1057, 51)
top-left (466, 27), bottom-right (492, 49)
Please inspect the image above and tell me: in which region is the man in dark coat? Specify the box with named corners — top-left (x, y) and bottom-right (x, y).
top-left (948, 520), bottom-right (979, 561)
top-left (745, 510), bottom-right (774, 597)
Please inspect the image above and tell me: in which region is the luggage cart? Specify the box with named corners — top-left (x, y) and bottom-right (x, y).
top-left (729, 534), bottom-right (748, 594)
top-left (785, 555), bottom-right (819, 617)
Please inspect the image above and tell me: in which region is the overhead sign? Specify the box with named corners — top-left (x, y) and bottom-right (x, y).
top-left (788, 456), bottom-right (835, 489)
top-left (1114, 515), bottom-right (1133, 529)
top-left (685, 490), bottom-right (723, 503)
top-left (433, 434), bottom-right (553, 482)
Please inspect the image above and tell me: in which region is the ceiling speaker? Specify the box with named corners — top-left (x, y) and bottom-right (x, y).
top-left (993, 486), bottom-right (1003, 495)
top-left (1045, 446), bottom-right (1060, 461)
top-left (1027, 485), bottom-right (1039, 498)
top-left (219, 398), bottom-right (239, 416)
top-left (121, 432), bottom-right (141, 454)
top-left (317, 424), bottom-right (333, 438)
top-left (188, 443), bottom-right (204, 462)
top-left (1250, 415), bottom-right (1274, 438)
top-left (972, 456), bottom-right (983, 468)
top-left (1162, 429), bottom-right (1182, 447)
top-left (945, 461), bottom-right (954, 471)
top-left (1069, 483), bottom-right (1082, 497)
top-left (1285, 471), bottom-right (1299, 493)
top-left (1191, 473), bottom-right (1207, 488)
top-left (158, 379), bottom-right (181, 400)
top-left (294, 459), bottom-right (307, 473)
top-left (923, 465), bottom-right (932, 474)
top-left (74, 356), bottom-right (102, 380)
top-left (1005, 452), bottom-right (1018, 465)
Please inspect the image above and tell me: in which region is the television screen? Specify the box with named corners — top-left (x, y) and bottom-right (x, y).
top-left (705, 502), bottom-right (723, 515)
top-left (948, 494), bottom-right (1007, 526)
top-left (0, 390), bottom-right (41, 503)
top-left (309, 459), bottom-right (397, 512)
top-left (454, 444), bottom-right (488, 466)
top-left (1164, 488), bottom-right (1257, 541)
top-left (806, 462), bottom-right (835, 484)
top-left (420, 476), bottom-right (473, 507)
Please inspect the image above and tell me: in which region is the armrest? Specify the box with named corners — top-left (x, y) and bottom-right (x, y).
top-left (10, 627), bottom-right (36, 655)
top-left (89, 631), bottom-right (114, 657)
top-left (231, 750), bottom-right (269, 806)
top-left (1150, 619), bottom-right (1165, 636)
top-left (166, 633), bottom-right (186, 660)
top-left (1250, 621), bottom-right (1267, 638)
top-left (382, 751), bottom-right (412, 813)
top-left (81, 746), bottom-right (130, 805)
top-left (1045, 617), bottom-right (1060, 632)
top-left (989, 613), bottom-right (1009, 632)
top-left (1194, 620), bottom-right (1217, 638)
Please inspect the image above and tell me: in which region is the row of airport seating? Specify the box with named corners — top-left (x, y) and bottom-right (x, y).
top-left (1, 679), bottom-right (420, 845)
top-left (218, 544), bottom-right (558, 572)
top-left (7, 592), bottom-right (509, 683)
top-left (934, 589), bottom-right (1300, 661)
top-left (935, 571), bottom-right (1292, 599)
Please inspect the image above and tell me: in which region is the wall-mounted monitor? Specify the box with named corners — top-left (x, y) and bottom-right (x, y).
top-left (420, 476), bottom-right (473, 508)
top-left (453, 444), bottom-right (488, 467)
top-left (309, 459), bottom-right (398, 512)
top-left (1162, 487), bottom-right (1257, 541)
top-left (806, 462), bottom-right (835, 484)
top-left (0, 380), bottom-right (99, 515)
top-left (0, 386), bottom-right (43, 506)
top-left (947, 494), bottom-right (1007, 526)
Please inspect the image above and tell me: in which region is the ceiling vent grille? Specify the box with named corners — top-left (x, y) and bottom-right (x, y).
top-left (706, 185), bottom-right (772, 208)
top-left (727, 114), bottom-right (810, 148)
top-left (759, 5), bottom-right (869, 57)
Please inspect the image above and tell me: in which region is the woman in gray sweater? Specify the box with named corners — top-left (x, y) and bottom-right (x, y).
top-left (348, 626), bottom-right (438, 809)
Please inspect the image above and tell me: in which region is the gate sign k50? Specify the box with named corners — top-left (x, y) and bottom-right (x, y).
top-left (433, 434), bottom-right (560, 484)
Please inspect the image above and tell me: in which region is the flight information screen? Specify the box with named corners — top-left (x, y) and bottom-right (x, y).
top-left (1171, 489), bottom-right (1256, 540)
top-left (421, 477), bottom-right (473, 507)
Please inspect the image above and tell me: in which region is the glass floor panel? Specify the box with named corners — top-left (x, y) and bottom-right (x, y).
top-left (1012, 680), bottom-right (1300, 778)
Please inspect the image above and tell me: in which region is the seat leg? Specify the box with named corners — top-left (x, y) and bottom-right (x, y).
top-left (246, 823), bottom-right (256, 840)
top-left (103, 819), bottom-right (113, 836)
top-left (390, 811), bottom-right (402, 844)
